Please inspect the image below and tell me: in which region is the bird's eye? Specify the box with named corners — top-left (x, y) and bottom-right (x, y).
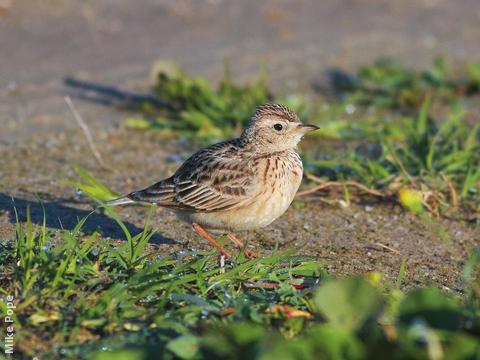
top-left (273, 123), bottom-right (283, 131)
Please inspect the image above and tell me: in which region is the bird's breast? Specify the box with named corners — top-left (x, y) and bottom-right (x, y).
top-left (178, 151), bottom-right (303, 232)
top-left (249, 151), bottom-right (303, 227)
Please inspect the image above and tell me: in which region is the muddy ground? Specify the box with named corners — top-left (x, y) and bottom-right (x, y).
top-left (1, 0), bottom-right (479, 292)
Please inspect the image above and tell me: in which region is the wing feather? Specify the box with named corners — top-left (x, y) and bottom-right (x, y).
top-left (127, 139), bottom-right (255, 212)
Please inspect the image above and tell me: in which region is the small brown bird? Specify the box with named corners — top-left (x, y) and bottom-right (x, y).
top-left (107, 104), bottom-right (318, 258)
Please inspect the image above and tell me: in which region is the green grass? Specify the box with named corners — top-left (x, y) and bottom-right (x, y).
top-left (1, 169), bottom-right (480, 359)
top-left (123, 60), bottom-right (271, 139)
top-left (1, 58), bottom-right (480, 359)
top-left (123, 57), bottom-right (480, 215)
top-left (307, 58), bottom-right (480, 214)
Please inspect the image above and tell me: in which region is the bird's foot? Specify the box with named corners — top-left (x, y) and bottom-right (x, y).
top-left (227, 234), bottom-right (258, 259)
top-left (219, 249), bottom-right (232, 259)
top-left (192, 223), bottom-right (232, 259)
top-left (243, 249), bottom-right (259, 259)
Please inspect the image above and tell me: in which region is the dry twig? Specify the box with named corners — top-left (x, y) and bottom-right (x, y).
top-left (64, 96), bottom-right (113, 171)
top-left (219, 254), bottom-right (225, 274)
top-left (422, 190), bottom-right (448, 217)
top-left (374, 242), bottom-right (400, 254)
top-left (441, 173), bottom-right (457, 209)
top-left (297, 173), bottom-right (385, 197)
top-left (387, 155), bottom-right (417, 188)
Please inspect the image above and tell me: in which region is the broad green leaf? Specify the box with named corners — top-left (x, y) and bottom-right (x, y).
top-left (314, 277), bottom-right (382, 331)
top-left (307, 325), bottom-right (365, 360)
top-left (166, 334), bottom-right (200, 359)
top-left (398, 287), bottom-right (462, 331)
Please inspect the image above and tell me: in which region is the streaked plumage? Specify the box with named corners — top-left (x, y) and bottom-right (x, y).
top-left (107, 103), bottom-right (318, 257)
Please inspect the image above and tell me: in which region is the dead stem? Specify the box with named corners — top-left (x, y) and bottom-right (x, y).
top-left (219, 254), bottom-right (225, 274)
top-left (441, 173), bottom-right (457, 209)
top-left (422, 190), bottom-right (449, 217)
top-left (386, 155), bottom-right (417, 188)
top-left (374, 242), bottom-right (400, 254)
top-left (297, 173), bottom-right (385, 197)
top-left (64, 96), bottom-right (113, 172)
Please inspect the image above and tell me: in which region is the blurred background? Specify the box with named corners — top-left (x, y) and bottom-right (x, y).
top-left (1, 0), bottom-right (480, 141)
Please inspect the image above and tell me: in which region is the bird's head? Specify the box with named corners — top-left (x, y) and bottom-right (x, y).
top-left (241, 103), bottom-right (319, 153)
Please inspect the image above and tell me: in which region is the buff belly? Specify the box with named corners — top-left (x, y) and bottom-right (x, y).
top-left (175, 170), bottom-right (302, 233)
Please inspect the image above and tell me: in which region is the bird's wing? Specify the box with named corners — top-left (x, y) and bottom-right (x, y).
top-left (128, 140), bottom-right (256, 212)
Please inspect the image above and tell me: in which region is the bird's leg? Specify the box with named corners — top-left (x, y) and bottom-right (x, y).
top-left (227, 234), bottom-right (258, 259)
top-left (192, 223), bottom-right (232, 258)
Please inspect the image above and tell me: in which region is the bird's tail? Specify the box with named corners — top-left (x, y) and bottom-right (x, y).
top-left (105, 196), bottom-right (136, 206)
top-left (100, 184), bottom-right (172, 209)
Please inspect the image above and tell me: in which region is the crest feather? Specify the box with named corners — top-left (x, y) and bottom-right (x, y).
top-left (253, 103), bottom-right (300, 123)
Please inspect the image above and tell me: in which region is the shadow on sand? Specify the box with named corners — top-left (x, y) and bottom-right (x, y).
top-left (64, 77), bottom-right (170, 110)
top-left (0, 192), bottom-right (177, 245)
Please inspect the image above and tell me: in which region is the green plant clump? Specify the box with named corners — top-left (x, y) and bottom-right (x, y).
top-left (1, 169), bottom-right (479, 359)
top-left (344, 57), bottom-right (479, 108)
top-left (302, 58), bottom-right (480, 213)
top-left (124, 61), bottom-right (271, 139)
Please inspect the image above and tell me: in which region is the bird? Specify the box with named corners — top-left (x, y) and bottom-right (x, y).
top-left (106, 103), bottom-right (319, 258)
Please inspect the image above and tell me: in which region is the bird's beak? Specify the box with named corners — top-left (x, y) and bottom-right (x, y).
top-left (297, 124), bottom-right (320, 133)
